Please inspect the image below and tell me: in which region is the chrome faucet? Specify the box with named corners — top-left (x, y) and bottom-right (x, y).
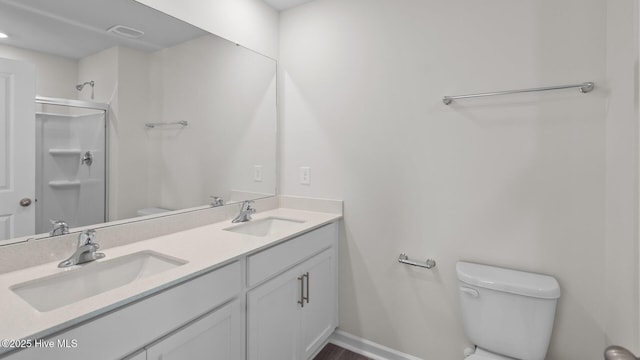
top-left (210, 196), bottom-right (224, 207)
top-left (605, 346), bottom-right (639, 360)
top-left (232, 200), bottom-right (256, 223)
top-left (58, 229), bottom-right (105, 268)
top-left (49, 219), bottom-right (69, 236)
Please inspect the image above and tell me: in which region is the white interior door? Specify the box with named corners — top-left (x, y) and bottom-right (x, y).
top-left (0, 57), bottom-right (35, 243)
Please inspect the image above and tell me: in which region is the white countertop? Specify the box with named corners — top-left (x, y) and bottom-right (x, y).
top-left (0, 207), bottom-right (341, 348)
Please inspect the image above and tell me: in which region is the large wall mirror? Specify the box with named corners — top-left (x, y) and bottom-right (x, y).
top-left (0, 0), bottom-right (277, 245)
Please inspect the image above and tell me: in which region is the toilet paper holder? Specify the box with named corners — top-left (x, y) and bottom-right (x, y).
top-left (398, 253), bottom-right (436, 269)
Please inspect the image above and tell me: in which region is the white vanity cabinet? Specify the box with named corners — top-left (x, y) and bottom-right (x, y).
top-left (2, 218), bottom-right (341, 360)
top-left (3, 261), bottom-right (242, 360)
top-left (246, 223), bottom-right (338, 360)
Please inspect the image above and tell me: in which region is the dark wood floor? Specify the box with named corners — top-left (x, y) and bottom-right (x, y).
top-left (313, 343), bottom-right (373, 360)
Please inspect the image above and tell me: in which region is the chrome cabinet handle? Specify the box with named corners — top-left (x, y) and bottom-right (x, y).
top-left (297, 272), bottom-right (310, 307)
top-left (304, 272), bottom-right (309, 304)
top-left (298, 275), bottom-right (305, 308)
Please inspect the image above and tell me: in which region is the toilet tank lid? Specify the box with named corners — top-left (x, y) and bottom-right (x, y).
top-left (456, 261), bottom-right (560, 299)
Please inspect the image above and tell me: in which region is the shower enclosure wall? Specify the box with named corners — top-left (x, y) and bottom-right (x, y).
top-left (35, 98), bottom-right (107, 235)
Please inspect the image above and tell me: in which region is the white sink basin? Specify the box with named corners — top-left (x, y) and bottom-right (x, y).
top-left (224, 217), bottom-right (305, 237)
top-left (11, 251), bottom-right (187, 312)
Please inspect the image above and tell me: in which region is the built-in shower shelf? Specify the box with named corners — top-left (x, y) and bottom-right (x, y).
top-left (48, 180), bottom-right (81, 189)
top-left (49, 148), bottom-right (82, 155)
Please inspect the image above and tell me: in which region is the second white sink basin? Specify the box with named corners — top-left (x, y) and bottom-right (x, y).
top-left (11, 250), bottom-right (187, 312)
top-left (224, 217), bottom-right (305, 237)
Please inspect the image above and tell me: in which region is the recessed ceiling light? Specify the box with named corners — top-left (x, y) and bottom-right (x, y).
top-left (0, 32), bottom-right (8, 39)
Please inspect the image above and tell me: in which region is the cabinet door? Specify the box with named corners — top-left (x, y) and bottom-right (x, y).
top-left (299, 248), bottom-right (337, 359)
top-left (247, 265), bottom-right (303, 360)
top-left (247, 247), bottom-right (337, 360)
top-left (146, 301), bottom-right (242, 360)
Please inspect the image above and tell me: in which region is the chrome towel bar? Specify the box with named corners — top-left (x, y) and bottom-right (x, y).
top-left (145, 121), bottom-right (188, 129)
top-left (398, 253), bottom-right (436, 269)
top-left (443, 81), bottom-right (594, 105)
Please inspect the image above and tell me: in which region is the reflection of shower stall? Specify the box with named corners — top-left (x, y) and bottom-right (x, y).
top-left (34, 97), bottom-right (108, 234)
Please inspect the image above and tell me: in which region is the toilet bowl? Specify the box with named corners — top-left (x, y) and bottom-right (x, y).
top-left (457, 261), bottom-right (560, 360)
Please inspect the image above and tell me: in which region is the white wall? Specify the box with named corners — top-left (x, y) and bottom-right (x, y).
top-left (9, 0), bottom-right (637, 358)
top-left (147, 34), bottom-right (277, 210)
top-left (279, 0), bottom-right (617, 359)
top-left (77, 47), bottom-right (118, 103)
top-left (604, 0), bottom-right (639, 353)
top-left (78, 40), bottom-right (277, 219)
top-left (113, 47), bottom-right (153, 219)
top-left (78, 47), bottom-right (152, 221)
top-left (78, 46), bottom-right (152, 221)
top-left (0, 43), bottom-right (77, 99)
top-left (134, 0), bottom-right (279, 60)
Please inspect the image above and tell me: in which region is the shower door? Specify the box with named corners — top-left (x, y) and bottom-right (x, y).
top-left (35, 98), bottom-right (108, 235)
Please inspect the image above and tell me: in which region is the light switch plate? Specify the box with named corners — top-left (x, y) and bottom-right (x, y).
top-left (299, 167), bottom-right (310, 185)
top-left (254, 165), bottom-right (263, 182)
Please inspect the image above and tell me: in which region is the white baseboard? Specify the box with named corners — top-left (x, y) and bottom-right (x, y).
top-left (328, 330), bottom-right (424, 360)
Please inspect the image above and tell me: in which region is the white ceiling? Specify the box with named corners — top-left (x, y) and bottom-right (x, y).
top-left (0, 0), bottom-right (317, 59)
top-left (262, 0), bottom-right (315, 11)
top-left (0, 0), bottom-right (207, 59)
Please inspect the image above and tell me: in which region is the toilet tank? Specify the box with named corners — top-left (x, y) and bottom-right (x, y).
top-left (456, 262), bottom-right (560, 360)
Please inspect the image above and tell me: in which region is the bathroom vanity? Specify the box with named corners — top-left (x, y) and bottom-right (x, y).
top-left (0, 204), bottom-right (341, 360)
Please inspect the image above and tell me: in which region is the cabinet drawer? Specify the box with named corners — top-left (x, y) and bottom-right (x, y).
top-left (4, 261), bottom-right (241, 360)
top-left (247, 223), bottom-right (336, 287)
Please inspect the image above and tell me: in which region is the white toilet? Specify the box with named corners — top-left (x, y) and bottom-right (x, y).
top-left (456, 261), bottom-right (561, 360)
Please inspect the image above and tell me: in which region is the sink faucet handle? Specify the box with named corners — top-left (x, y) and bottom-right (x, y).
top-left (242, 200), bottom-right (255, 211)
top-left (58, 229), bottom-right (104, 268)
top-left (78, 229), bottom-right (97, 246)
top-left (49, 219), bottom-right (69, 236)
top-left (232, 200), bottom-right (257, 223)
top-left (243, 200), bottom-right (256, 215)
top-left (210, 195), bottom-right (224, 207)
